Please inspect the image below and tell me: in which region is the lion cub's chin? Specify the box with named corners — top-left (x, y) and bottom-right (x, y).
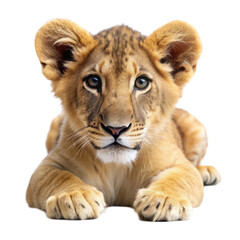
top-left (96, 147), bottom-right (138, 165)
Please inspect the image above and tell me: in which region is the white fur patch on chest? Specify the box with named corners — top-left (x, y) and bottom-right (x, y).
top-left (96, 148), bottom-right (138, 165)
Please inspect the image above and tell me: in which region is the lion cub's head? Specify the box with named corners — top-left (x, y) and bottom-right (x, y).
top-left (35, 19), bottom-right (201, 164)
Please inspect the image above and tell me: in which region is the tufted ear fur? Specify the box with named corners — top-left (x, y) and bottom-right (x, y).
top-left (35, 19), bottom-right (97, 81)
top-left (144, 21), bottom-right (202, 87)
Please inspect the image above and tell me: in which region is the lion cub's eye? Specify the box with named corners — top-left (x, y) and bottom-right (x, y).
top-left (135, 76), bottom-right (151, 90)
top-left (84, 75), bottom-right (102, 89)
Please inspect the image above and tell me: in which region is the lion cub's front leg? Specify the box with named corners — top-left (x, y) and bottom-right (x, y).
top-left (26, 161), bottom-right (106, 220)
top-left (133, 164), bottom-right (203, 221)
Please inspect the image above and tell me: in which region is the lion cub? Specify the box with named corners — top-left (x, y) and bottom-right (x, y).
top-left (27, 19), bottom-right (221, 221)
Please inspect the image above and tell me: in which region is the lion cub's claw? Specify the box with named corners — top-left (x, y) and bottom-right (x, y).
top-left (133, 188), bottom-right (192, 221)
top-left (46, 188), bottom-right (106, 220)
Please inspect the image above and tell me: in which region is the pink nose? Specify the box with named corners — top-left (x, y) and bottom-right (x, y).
top-left (108, 127), bottom-right (125, 136)
top-left (101, 123), bottom-right (130, 139)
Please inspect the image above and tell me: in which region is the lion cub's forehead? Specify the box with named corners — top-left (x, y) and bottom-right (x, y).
top-left (94, 25), bottom-right (146, 72)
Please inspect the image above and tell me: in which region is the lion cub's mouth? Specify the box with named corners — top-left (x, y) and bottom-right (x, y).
top-left (90, 140), bottom-right (140, 150)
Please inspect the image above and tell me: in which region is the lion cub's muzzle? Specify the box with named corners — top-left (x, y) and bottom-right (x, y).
top-left (93, 121), bottom-right (141, 164)
top-left (89, 119), bottom-right (145, 164)
top-left (100, 123), bottom-right (131, 141)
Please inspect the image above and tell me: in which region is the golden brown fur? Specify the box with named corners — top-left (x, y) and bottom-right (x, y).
top-left (26, 19), bottom-right (221, 221)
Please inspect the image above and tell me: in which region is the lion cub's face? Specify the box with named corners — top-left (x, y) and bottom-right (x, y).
top-left (78, 27), bottom-right (165, 163)
top-left (35, 20), bottom-right (201, 164)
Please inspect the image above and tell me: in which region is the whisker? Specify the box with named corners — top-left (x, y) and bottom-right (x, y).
top-left (78, 139), bottom-right (91, 160)
top-left (67, 130), bottom-right (88, 144)
top-left (66, 127), bottom-right (88, 143)
top-left (66, 134), bottom-right (89, 152)
top-left (74, 134), bottom-right (89, 146)
top-left (65, 126), bottom-right (88, 140)
top-left (73, 138), bottom-right (91, 160)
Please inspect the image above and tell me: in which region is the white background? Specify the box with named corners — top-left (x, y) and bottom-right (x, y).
top-left (1, 0), bottom-right (239, 239)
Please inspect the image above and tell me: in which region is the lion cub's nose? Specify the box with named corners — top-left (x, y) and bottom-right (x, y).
top-left (101, 123), bottom-right (131, 139)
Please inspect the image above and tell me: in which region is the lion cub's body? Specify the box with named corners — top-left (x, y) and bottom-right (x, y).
top-left (40, 109), bottom-right (205, 207)
top-left (27, 20), bottom-right (221, 221)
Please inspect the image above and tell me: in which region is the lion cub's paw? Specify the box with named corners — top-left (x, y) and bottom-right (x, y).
top-left (197, 166), bottom-right (221, 186)
top-left (46, 187), bottom-right (106, 220)
top-left (133, 188), bottom-right (192, 221)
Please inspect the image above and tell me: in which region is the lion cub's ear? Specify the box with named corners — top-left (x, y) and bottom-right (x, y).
top-left (35, 19), bottom-right (97, 81)
top-left (144, 21), bottom-right (202, 87)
